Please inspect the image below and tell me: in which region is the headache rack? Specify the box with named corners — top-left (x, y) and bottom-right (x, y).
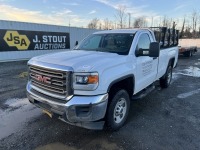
top-left (150, 27), bottom-right (179, 49)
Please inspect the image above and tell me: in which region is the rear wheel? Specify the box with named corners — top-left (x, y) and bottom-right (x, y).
top-left (184, 51), bottom-right (191, 57)
top-left (160, 65), bottom-right (172, 88)
top-left (106, 89), bottom-right (130, 131)
top-left (190, 50), bottom-right (193, 57)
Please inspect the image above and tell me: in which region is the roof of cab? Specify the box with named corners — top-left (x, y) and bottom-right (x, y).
top-left (94, 28), bottom-right (152, 34)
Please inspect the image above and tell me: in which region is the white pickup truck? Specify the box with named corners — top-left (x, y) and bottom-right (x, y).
top-left (27, 28), bottom-right (179, 130)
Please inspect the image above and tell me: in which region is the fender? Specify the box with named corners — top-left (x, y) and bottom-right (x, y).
top-left (107, 74), bottom-right (135, 93)
top-left (168, 57), bottom-right (175, 67)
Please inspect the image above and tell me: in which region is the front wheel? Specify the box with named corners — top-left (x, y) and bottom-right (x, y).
top-left (160, 65), bottom-right (172, 88)
top-left (106, 89), bottom-right (130, 131)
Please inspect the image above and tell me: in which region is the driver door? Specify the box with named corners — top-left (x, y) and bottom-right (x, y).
top-left (134, 33), bottom-right (158, 93)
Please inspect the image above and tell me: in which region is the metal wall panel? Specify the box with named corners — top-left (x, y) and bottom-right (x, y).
top-left (0, 20), bottom-right (99, 62)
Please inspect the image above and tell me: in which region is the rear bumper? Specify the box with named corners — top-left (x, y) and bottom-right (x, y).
top-left (26, 82), bottom-right (108, 130)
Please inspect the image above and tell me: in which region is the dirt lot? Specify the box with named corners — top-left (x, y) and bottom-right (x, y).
top-left (0, 51), bottom-right (200, 150)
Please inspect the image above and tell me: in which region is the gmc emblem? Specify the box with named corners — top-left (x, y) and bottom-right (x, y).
top-left (35, 74), bottom-right (51, 84)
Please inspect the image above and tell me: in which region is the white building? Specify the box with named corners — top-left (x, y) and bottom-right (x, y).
top-left (0, 20), bottom-right (99, 62)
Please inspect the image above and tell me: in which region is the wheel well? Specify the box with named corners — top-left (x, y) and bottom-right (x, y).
top-left (169, 58), bottom-right (175, 67)
top-left (108, 76), bottom-right (134, 99)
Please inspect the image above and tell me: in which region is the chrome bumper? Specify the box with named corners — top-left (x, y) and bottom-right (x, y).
top-left (26, 82), bottom-right (108, 130)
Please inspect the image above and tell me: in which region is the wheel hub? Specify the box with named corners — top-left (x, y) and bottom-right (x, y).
top-left (114, 98), bottom-right (127, 124)
top-left (167, 68), bottom-right (172, 84)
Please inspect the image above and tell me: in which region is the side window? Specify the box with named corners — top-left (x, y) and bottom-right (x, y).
top-left (137, 34), bottom-right (151, 50)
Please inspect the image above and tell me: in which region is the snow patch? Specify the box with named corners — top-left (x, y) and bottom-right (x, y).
top-left (0, 98), bottom-right (41, 140)
top-left (184, 66), bottom-right (200, 77)
top-left (176, 66), bottom-right (200, 77)
top-left (194, 62), bottom-right (200, 65)
top-left (177, 88), bottom-right (200, 99)
top-left (5, 98), bottom-right (29, 108)
top-left (171, 73), bottom-right (180, 84)
top-left (172, 73), bottom-right (179, 80)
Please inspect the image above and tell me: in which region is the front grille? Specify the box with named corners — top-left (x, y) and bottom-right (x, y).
top-left (29, 65), bottom-right (73, 100)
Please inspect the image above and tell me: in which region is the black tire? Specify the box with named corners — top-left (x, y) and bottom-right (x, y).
top-left (188, 51), bottom-right (191, 57)
top-left (160, 65), bottom-right (172, 88)
top-left (106, 89), bottom-right (130, 131)
top-left (184, 51), bottom-right (191, 57)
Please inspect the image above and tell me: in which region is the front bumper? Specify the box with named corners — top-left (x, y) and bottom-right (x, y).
top-left (26, 82), bottom-right (108, 130)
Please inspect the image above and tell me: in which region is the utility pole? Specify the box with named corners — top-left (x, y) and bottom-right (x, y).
top-left (128, 13), bottom-right (131, 28)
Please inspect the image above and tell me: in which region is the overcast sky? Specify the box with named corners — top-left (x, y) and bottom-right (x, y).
top-left (0, 0), bottom-right (199, 28)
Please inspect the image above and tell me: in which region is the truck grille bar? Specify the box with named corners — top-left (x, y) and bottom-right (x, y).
top-left (29, 65), bottom-right (73, 100)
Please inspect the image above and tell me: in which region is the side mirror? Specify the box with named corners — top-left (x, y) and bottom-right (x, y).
top-left (75, 41), bottom-right (78, 46)
top-left (135, 42), bottom-right (160, 57)
top-left (149, 42), bottom-right (160, 57)
top-left (135, 49), bottom-right (150, 57)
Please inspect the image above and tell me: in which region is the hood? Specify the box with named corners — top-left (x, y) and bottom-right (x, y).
top-left (30, 50), bottom-right (128, 72)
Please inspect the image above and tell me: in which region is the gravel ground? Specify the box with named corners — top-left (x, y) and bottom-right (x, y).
top-left (0, 61), bottom-right (28, 109)
top-left (0, 51), bottom-right (200, 150)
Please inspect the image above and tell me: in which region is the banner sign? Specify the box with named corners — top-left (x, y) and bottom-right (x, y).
top-left (0, 30), bottom-right (70, 51)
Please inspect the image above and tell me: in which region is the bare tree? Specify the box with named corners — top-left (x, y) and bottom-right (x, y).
top-left (172, 21), bottom-right (177, 29)
top-left (151, 16), bottom-right (154, 27)
top-left (185, 26), bottom-right (192, 38)
top-left (115, 5), bottom-right (127, 28)
top-left (102, 18), bottom-right (114, 30)
top-left (133, 17), bottom-right (147, 28)
top-left (128, 13), bottom-right (131, 28)
top-left (108, 20), bottom-right (114, 29)
top-left (162, 16), bottom-right (167, 27)
top-left (199, 26), bottom-right (200, 36)
top-left (192, 10), bottom-right (198, 32)
top-left (198, 14), bottom-right (200, 37)
top-left (110, 21), bottom-right (115, 29)
top-left (88, 18), bottom-right (99, 29)
top-left (103, 18), bottom-right (110, 30)
top-left (99, 22), bottom-right (102, 30)
top-left (162, 16), bottom-right (172, 27)
top-left (180, 17), bottom-right (185, 38)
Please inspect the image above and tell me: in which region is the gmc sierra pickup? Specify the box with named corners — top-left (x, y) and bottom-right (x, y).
top-left (27, 27), bottom-right (179, 130)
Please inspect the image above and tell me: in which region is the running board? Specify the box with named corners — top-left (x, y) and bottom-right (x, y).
top-left (132, 84), bottom-right (155, 100)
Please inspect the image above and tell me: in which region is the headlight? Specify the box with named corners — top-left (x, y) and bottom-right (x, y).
top-left (73, 72), bottom-right (99, 90)
top-left (76, 76), bottom-right (89, 84)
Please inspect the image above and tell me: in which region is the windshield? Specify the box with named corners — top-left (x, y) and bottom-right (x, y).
top-left (74, 33), bottom-right (135, 55)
